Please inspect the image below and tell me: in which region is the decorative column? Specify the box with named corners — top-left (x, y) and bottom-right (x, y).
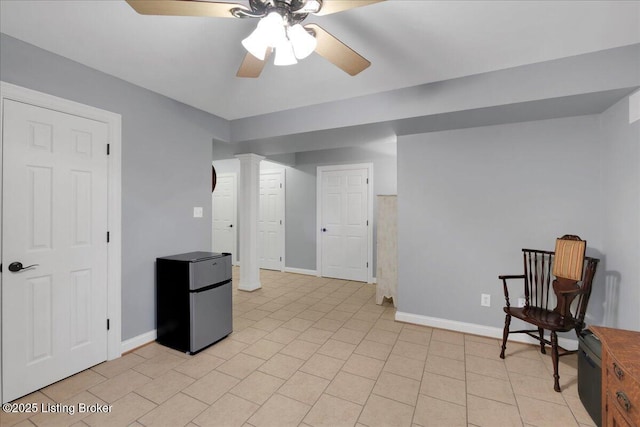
top-left (235, 153), bottom-right (264, 291)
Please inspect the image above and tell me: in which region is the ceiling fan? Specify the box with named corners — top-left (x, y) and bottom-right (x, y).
top-left (125, 0), bottom-right (384, 78)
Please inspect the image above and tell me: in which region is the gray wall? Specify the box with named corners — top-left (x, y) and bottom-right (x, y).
top-left (214, 142), bottom-right (398, 273)
top-left (284, 164), bottom-right (317, 270)
top-left (600, 93), bottom-right (640, 330)
top-left (397, 116), bottom-right (605, 330)
top-left (1, 34), bottom-right (225, 340)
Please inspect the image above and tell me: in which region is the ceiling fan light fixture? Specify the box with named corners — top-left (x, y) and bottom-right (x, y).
top-left (288, 24), bottom-right (317, 59)
top-left (263, 11), bottom-right (287, 43)
top-left (241, 31), bottom-right (268, 60)
top-left (274, 40), bottom-right (298, 66)
top-left (242, 11), bottom-right (286, 60)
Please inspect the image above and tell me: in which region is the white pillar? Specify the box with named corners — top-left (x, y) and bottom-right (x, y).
top-left (235, 153), bottom-right (264, 291)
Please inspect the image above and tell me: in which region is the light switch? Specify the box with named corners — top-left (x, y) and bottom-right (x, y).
top-left (193, 207), bottom-right (203, 218)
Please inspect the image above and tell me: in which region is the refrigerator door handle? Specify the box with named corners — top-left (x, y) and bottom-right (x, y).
top-left (190, 279), bottom-right (231, 293)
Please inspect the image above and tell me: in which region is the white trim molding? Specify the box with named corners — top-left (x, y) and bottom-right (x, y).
top-left (279, 168), bottom-right (286, 272)
top-left (395, 311), bottom-right (578, 351)
top-left (284, 267), bottom-right (317, 276)
top-left (121, 330), bottom-right (157, 354)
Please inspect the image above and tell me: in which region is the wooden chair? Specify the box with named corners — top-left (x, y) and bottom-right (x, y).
top-left (499, 235), bottom-right (599, 392)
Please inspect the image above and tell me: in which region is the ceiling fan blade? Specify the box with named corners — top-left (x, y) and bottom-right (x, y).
top-left (236, 49), bottom-right (271, 78)
top-left (305, 24), bottom-right (370, 76)
top-left (125, 0), bottom-right (249, 18)
top-left (315, 0), bottom-right (384, 16)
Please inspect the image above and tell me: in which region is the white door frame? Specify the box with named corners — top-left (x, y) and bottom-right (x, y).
top-left (212, 172), bottom-right (238, 265)
top-left (260, 168), bottom-right (286, 272)
top-left (316, 163), bottom-right (373, 283)
top-left (0, 82), bottom-right (122, 403)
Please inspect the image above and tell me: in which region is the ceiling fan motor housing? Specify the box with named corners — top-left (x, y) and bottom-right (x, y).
top-left (232, 0), bottom-right (315, 24)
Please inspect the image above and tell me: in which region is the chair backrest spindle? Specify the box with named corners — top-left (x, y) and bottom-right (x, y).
top-left (520, 246), bottom-right (598, 328)
top-left (544, 252), bottom-right (552, 310)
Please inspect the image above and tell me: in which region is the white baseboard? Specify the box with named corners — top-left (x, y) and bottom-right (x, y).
top-left (284, 267), bottom-right (317, 276)
top-left (395, 311), bottom-right (578, 351)
top-left (121, 329), bottom-right (157, 354)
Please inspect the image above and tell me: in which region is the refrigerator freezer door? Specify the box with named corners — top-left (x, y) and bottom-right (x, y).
top-left (190, 255), bottom-right (232, 290)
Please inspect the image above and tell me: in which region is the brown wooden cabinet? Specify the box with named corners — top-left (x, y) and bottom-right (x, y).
top-left (591, 326), bottom-right (640, 427)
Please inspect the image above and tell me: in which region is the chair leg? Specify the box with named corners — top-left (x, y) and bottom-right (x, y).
top-left (538, 327), bottom-right (546, 354)
top-left (500, 314), bottom-right (511, 359)
top-left (551, 331), bottom-right (560, 392)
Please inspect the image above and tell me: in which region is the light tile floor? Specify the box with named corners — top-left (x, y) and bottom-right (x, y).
top-left (2, 268), bottom-right (597, 427)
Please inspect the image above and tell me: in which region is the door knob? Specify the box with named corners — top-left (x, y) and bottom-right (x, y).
top-left (229, 224), bottom-right (233, 228)
top-left (322, 228), bottom-right (327, 232)
top-left (8, 262), bottom-right (39, 272)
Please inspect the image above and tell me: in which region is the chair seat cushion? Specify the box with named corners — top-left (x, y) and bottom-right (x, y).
top-left (504, 306), bottom-right (576, 331)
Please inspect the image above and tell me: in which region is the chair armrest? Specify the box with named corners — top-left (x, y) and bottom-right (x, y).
top-left (499, 275), bottom-right (526, 307)
top-left (498, 275), bottom-right (525, 281)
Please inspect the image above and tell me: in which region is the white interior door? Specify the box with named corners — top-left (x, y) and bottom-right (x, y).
top-left (212, 173), bottom-right (237, 264)
top-left (319, 166), bottom-right (370, 282)
top-left (2, 99), bottom-right (109, 402)
top-left (259, 170), bottom-right (284, 271)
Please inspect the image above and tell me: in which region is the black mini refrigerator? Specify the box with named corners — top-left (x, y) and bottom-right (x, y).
top-left (156, 252), bottom-right (232, 354)
top-left (578, 329), bottom-right (602, 427)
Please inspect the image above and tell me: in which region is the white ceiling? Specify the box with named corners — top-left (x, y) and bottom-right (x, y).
top-left (1, 0), bottom-right (639, 120)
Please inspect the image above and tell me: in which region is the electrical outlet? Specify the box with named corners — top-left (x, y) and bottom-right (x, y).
top-left (481, 293), bottom-right (491, 307)
top-left (518, 298), bottom-right (526, 308)
top-left (193, 207), bottom-right (203, 218)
